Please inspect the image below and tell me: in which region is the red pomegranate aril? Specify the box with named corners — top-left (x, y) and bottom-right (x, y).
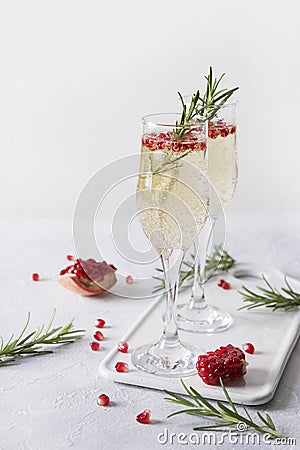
top-left (32, 273), bottom-right (40, 282)
top-left (90, 342), bottom-right (100, 351)
top-left (136, 409), bottom-right (151, 424)
top-left (218, 279), bottom-right (231, 290)
top-left (115, 362), bottom-right (129, 373)
top-left (97, 393), bottom-right (110, 406)
top-left (242, 343), bottom-right (255, 354)
top-left (118, 341), bottom-right (129, 353)
top-left (95, 318), bottom-right (105, 328)
top-left (67, 255), bottom-right (74, 261)
top-left (126, 275), bottom-right (134, 285)
top-left (94, 331), bottom-right (104, 341)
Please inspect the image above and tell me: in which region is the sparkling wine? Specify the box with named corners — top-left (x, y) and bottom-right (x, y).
top-left (208, 122), bottom-right (237, 208)
top-left (137, 133), bottom-right (208, 253)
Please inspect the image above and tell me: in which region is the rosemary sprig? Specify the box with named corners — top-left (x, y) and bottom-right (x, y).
top-left (152, 149), bottom-right (192, 175)
top-left (196, 66), bottom-right (239, 121)
top-left (173, 90), bottom-right (200, 139)
top-left (0, 311), bottom-right (85, 366)
top-left (205, 244), bottom-right (236, 274)
top-left (165, 379), bottom-right (287, 439)
top-left (152, 244), bottom-right (235, 293)
top-left (238, 276), bottom-right (300, 311)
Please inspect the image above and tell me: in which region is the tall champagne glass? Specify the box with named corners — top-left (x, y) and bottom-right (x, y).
top-left (177, 103), bottom-right (237, 333)
top-left (132, 113), bottom-right (208, 377)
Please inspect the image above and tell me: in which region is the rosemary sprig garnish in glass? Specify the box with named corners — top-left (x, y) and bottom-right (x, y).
top-left (165, 379), bottom-right (287, 439)
top-left (152, 244), bottom-right (235, 293)
top-left (152, 149), bottom-right (193, 175)
top-left (173, 90), bottom-right (201, 139)
top-left (0, 311), bottom-right (85, 366)
top-left (239, 276), bottom-right (300, 311)
top-left (196, 66), bottom-right (239, 121)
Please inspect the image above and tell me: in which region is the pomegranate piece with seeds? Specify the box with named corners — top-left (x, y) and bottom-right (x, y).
top-left (117, 341), bottom-right (129, 353)
top-left (32, 273), bottom-right (40, 282)
top-left (58, 258), bottom-right (117, 296)
top-left (89, 342), bottom-right (100, 351)
top-left (242, 343), bottom-right (255, 354)
top-left (97, 394), bottom-right (110, 406)
top-left (94, 331), bottom-right (104, 341)
top-left (136, 409), bottom-right (151, 424)
top-left (95, 318), bottom-right (105, 328)
top-left (196, 344), bottom-right (248, 386)
top-left (115, 362), bottom-right (129, 373)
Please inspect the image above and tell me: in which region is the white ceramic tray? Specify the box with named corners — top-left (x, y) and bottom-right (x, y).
top-left (99, 263), bottom-right (300, 405)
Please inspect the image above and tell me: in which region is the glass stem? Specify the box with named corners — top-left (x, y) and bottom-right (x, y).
top-left (160, 248), bottom-right (184, 348)
top-left (189, 217), bottom-right (217, 310)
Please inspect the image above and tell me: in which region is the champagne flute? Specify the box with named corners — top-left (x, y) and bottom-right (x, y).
top-left (132, 113), bottom-right (208, 377)
top-left (177, 103), bottom-right (237, 333)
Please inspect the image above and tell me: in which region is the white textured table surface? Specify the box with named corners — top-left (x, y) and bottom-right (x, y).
top-left (0, 213), bottom-right (300, 450)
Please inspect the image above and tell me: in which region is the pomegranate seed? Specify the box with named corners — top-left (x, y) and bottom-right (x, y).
top-left (97, 393), bottom-right (110, 406)
top-left (126, 275), bottom-right (134, 285)
top-left (67, 255), bottom-right (74, 261)
top-left (242, 343), bottom-right (255, 354)
top-left (118, 341), bottom-right (129, 353)
top-left (115, 362), bottom-right (129, 373)
top-left (95, 318), bottom-right (105, 328)
top-left (218, 279), bottom-right (231, 290)
top-left (94, 331), bottom-right (104, 341)
top-left (136, 409), bottom-right (151, 424)
top-left (90, 342), bottom-right (100, 351)
top-left (32, 273), bottom-right (40, 282)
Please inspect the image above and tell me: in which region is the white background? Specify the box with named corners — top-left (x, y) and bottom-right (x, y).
top-left (1, 0), bottom-right (299, 217)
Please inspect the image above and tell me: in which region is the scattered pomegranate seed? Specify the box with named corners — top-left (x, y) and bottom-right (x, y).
top-left (67, 255), bottom-right (74, 261)
top-left (196, 344), bottom-right (248, 385)
top-left (218, 279), bottom-right (231, 290)
top-left (118, 341), bottom-right (129, 353)
top-left (242, 343), bottom-right (255, 354)
top-left (95, 318), bottom-right (105, 328)
top-left (97, 394), bottom-right (110, 406)
top-left (136, 409), bottom-right (151, 424)
top-left (115, 362), bottom-right (129, 373)
top-left (126, 275), bottom-right (134, 285)
top-left (89, 342), bottom-right (100, 351)
top-left (94, 331), bottom-right (104, 341)
top-left (32, 273), bottom-right (40, 282)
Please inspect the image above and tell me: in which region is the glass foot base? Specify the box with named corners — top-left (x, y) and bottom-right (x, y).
top-left (131, 340), bottom-right (200, 377)
top-left (177, 304), bottom-right (234, 333)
